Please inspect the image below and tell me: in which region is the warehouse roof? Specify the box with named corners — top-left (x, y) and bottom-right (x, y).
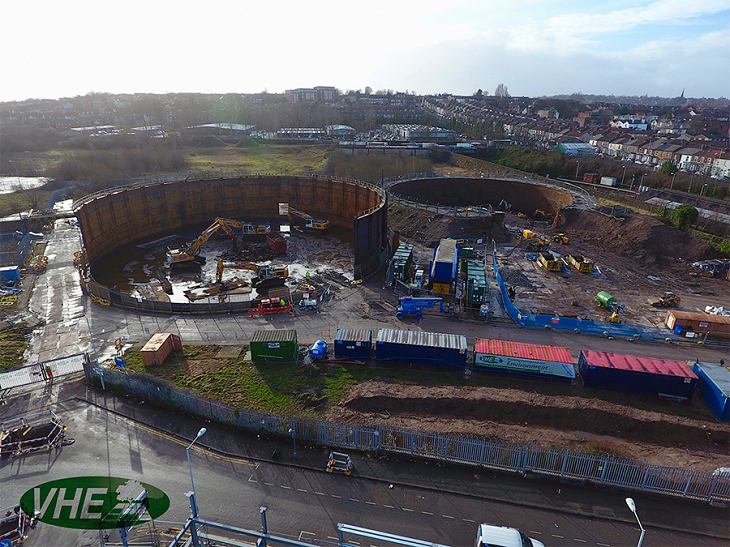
top-left (666, 310), bottom-right (730, 325)
top-left (475, 339), bottom-right (573, 364)
top-left (377, 328), bottom-right (467, 351)
top-left (580, 350), bottom-right (697, 378)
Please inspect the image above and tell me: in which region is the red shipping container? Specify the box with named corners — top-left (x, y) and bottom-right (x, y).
top-left (141, 333), bottom-right (176, 366)
top-left (266, 232), bottom-right (287, 254)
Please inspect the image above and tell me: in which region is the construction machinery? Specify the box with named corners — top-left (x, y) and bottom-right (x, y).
top-left (166, 217), bottom-right (244, 267)
top-left (595, 291), bottom-right (623, 323)
top-left (568, 254), bottom-right (595, 273)
top-left (241, 221), bottom-right (271, 235)
top-left (396, 296), bottom-right (453, 319)
top-left (552, 233), bottom-right (569, 244)
top-left (526, 238), bottom-right (551, 252)
top-left (248, 297), bottom-right (292, 316)
top-left (649, 291), bottom-right (680, 308)
top-left (288, 207), bottom-right (330, 230)
top-left (216, 260), bottom-right (288, 283)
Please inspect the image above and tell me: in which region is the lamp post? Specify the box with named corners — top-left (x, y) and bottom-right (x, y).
top-left (701, 183), bottom-right (707, 197)
top-left (621, 165), bottom-right (627, 188)
top-left (186, 427), bottom-right (207, 505)
top-left (288, 426), bottom-right (297, 458)
top-left (670, 171), bottom-right (676, 190)
top-left (625, 498), bottom-right (645, 547)
top-left (575, 160), bottom-right (580, 181)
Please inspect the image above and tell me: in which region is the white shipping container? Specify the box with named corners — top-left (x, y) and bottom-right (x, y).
top-left (600, 177), bottom-right (618, 186)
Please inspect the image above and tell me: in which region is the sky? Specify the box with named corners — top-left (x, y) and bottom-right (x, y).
top-left (1, 0), bottom-right (728, 102)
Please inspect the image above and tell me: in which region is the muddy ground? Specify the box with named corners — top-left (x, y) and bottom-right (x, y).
top-left (379, 183), bottom-right (729, 472)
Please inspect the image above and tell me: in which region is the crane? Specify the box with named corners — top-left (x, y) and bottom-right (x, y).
top-left (288, 207), bottom-right (330, 230)
top-left (166, 218), bottom-right (244, 267)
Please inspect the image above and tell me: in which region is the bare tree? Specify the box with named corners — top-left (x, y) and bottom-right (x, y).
top-left (495, 84), bottom-right (510, 98)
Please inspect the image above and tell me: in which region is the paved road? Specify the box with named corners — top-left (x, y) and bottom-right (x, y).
top-left (2, 393), bottom-right (726, 547)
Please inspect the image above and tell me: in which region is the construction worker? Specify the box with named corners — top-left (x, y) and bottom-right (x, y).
top-left (280, 298), bottom-right (286, 307)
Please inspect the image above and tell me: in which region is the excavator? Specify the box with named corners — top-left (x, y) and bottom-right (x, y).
top-left (216, 260), bottom-right (289, 290)
top-left (288, 207), bottom-right (330, 230)
top-left (241, 221), bottom-right (271, 235)
top-left (166, 218), bottom-right (245, 267)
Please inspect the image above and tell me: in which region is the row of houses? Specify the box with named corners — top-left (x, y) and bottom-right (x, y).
top-left (589, 134), bottom-right (730, 179)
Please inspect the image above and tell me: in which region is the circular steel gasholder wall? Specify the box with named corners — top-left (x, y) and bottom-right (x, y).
top-left (74, 175), bottom-right (387, 304)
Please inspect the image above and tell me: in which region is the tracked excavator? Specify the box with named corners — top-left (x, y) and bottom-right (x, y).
top-left (216, 259), bottom-right (289, 291)
top-left (166, 218), bottom-right (243, 267)
top-left (288, 207), bottom-right (329, 230)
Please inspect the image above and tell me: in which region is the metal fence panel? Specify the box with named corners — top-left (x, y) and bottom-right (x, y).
top-left (90, 366), bottom-right (730, 504)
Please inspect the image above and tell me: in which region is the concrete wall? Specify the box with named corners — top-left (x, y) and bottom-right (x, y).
top-left (76, 175), bottom-right (386, 279)
top-left (390, 177), bottom-right (573, 215)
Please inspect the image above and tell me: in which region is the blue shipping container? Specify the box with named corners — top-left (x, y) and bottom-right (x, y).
top-left (579, 350), bottom-right (698, 400)
top-left (0, 266), bottom-right (20, 283)
top-left (692, 362), bottom-right (730, 422)
top-left (334, 329), bottom-right (372, 360)
top-left (376, 328), bottom-right (467, 369)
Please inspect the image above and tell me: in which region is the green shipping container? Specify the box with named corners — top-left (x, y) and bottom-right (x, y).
top-left (250, 329), bottom-right (298, 362)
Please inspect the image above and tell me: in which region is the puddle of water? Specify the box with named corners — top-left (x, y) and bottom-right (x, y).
top-left (92, 223), bottom-right (354, 303)
top-left (0, 176), bottom-right (49, 194)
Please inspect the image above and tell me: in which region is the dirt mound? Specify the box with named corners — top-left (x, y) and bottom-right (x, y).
top-left (555, 208), bottom-right (720, 264)
top-left (328, 380), bottom-right (729, 472)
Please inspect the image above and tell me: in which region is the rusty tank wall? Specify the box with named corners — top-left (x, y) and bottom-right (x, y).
top-left (75, 175), bottom-right (386, 279)
top-left (390, 178), bottom-right (573, 214)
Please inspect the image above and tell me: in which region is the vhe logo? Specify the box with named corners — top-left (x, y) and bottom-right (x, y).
top-left (20, 477), bottom-right (170, 530)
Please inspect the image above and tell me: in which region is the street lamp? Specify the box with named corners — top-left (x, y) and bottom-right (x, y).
top-left (670, 171), bottom-right (676, 190)
top-left (186, 427), bottom-right (207, 502)
top-left (625, 498), bottom-right (645, 547)
top-left (701, 183), bottom-right (707, 196)
top-left (288, 426), bottom-right (297, 458)
top-left (621, 165), bottom-right (627, 188)
top-left (575, 160), bottom-right (580, 181)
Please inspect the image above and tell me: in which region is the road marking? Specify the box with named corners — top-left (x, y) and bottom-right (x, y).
top-left (574, 539), bottom-right (587, 543)
top-left (552, 535), bottom-right (564, 539)
top-left (280, 485), bottom-right (291, 490)
top-left (331, 494), bottom-right (342, 499)
top-left (315, 492), bottom-right (325, 496)
top-left (442, 515), bottom-right (454, 519)
top-left (403, 508), bottom-right (414, 512)
top-left (422, 511), bottom-right (434, 515)
top-left (327, 537), bottom-right (339, 541)
top-left (248, 475), bottom-right (258, 482)
top-left (383, 504), bottom-right (394, 509)
top-left (463, 518), bottom-right (475, 523)
top-left (350, 498), bottom-right (360, 502)
top-left (297, 489), bottom-right (307, 492)
top-left (264, 482), bottom-right (274, 486)
top-left (366, 501), bottom-right (376, 505)
top-left (596, 543), bottom-right (611, 547)
top-left (529, 531), bottom-right (542, 535)
top-left (298, 531), bottom-right (315, 541)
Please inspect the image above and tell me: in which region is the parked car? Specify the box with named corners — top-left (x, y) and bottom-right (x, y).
top-left (475, 523), bottom-right (545, 547)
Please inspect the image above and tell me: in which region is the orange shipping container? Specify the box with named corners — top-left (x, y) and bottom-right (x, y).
top-left (141, 333), bottom-right (179, 366)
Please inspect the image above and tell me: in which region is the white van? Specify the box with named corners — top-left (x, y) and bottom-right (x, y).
top-left (475, 524), bottom-right (545, 547)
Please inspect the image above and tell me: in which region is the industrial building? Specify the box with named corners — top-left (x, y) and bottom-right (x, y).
top-left (382, 124), bottom-right (457, 143)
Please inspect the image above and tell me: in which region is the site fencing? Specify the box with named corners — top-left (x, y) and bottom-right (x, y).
top-left (0, 353), bottom-right (88, 390)
top-left (86, 364), bottom-right (730, 505)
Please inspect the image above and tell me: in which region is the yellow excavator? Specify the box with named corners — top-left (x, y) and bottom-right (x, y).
top-left (288, 207), bottom-right (329, 230)
top-left (166, 218), bottom-right (245, 267)
top-left (216, 260), bottom-right (289, 283)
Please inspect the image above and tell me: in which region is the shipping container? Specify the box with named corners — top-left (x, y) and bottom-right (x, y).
top-left (430, 239), bottom-right (458, 283)
top-left (578, 350), bottom-right (698, 400)
top-left (600, 176), bottom-right (617, 186)
top-left (334, 329), bottom-right (372, 360)
top-left (250, 329), bottom-right (298, 362)
top-left (0, 266), bottom-right (20, 283)
top-left (539, 252), bottom-right (561, 271)
top-left (141, 333), bottom-right (178, 367)
top-left (665, 310), bottom-right (730, 338)
top-left (375, 328), bottom-right (467, 369)
top-left (692, 362), bottom-right (730, 422)
top-left (583, 173), bottom-right (599, 183)
top-left (475, 338), bottom-right (575, 382)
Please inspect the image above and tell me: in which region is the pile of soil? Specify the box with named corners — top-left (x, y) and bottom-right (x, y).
top-left (555, 208), bottom-right (720, 264)
top-left (327, 380), bottom-right (730, 472)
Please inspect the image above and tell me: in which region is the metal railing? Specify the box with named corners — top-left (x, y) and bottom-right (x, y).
top-left (87, 365), bottom-right (730, 505)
